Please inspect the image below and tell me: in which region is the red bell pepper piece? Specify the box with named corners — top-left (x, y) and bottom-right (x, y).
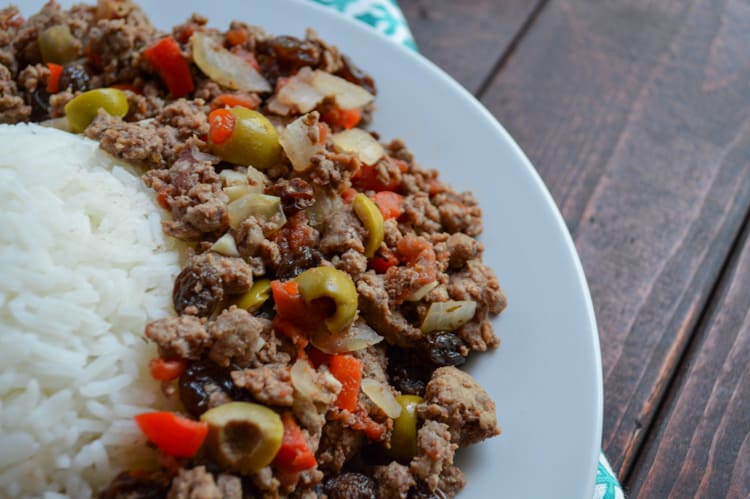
top-left (322, 106), bottom-right (362, 129)
top-left (46, 63), bottom-right (63, 94)
top-left (148, 358), bottom-right (186, 381)
top-left (352, 164), bottom-right (400, 192)
top-left (273, 413), bottom-right (317, 472)
top-left (134, 412), bottom-right (207, 457)
top-left (329, 354), bottom-right (362, 412)
top-left (370, 247), bottom-right (399, 274)
top-left (207, 108), bottom-right (235, 145)
top-left (142, 36), bottom-right (194, 98)
top-left (372, 191), bottom-right (404, 220)
top-left (212, 93), bottom-right (260, 110)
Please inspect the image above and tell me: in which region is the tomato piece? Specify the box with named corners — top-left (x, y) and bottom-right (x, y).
top-left (372, 191), bottom-right (404, 220)
top-left (370, 248), bottom-right (399, 274)
top-left (134, 412), bottom-right (207, 457)
top-left (148, 358), bottom-right (186, 381)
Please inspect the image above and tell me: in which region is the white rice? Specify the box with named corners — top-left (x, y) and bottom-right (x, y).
top-left (0, 124), bottom-right (183, 498)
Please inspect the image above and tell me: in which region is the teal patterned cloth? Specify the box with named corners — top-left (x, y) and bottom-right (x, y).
top-left (309, 1), bottom-right (625, 498)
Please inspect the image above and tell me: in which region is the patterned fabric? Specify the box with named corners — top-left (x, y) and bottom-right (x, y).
top-left (308, 1), bottom-right (625, 498)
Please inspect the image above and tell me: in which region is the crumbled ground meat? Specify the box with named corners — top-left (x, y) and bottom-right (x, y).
top-left (215, 475), bottom-right (242, 499)
top-left (445, 233), bottom-right (481, 269)
top-left (332, 248), bottom-right (368, 275)
top-left (317, 420), bottom-right (364, 472)
top-left (167, 466), bottom-right (221, 499)
top-left (86, 13), bottom-right (157, 86)
top-left (231, 363), bottom-right (294, 406)
top-left (319, 206), bottom-right (365, 255)
top-left (323, 472), bottom-right (376, 499)
top-left (156, 98), bottom-right (210, 140)
top-left (447, 259), bottom-right (507, 315)
top-left (409, 420), bottom-right (460, 493)
top-left (373, 462), bottom-right (415, 499)
top-left (0, 64), bottom-right (29, 123)
top-left (189, 252), bottom-right (253, 294)
top-left (433, 191), bottom-right (483, 236)
top-left (207, 306), bottom-right (269, 367)
top-left (419, 366), bottom-right (500, 447)
top-left (16, 63), bottom-right (48, 92)
top-left (357, 272), bottom-right (423, 347)
top-left (145, 315), bottom-right (210, 360)
top-left (401, 192), bottom-right (441, 234)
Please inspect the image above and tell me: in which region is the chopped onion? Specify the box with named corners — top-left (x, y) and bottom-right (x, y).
top-left (405, 281), bottom-right (439, 302)
top-left (310, 70), bottom-right (375, 109)
top-left (267, 96), bottom-right (292, 116)
top-left (210, 232), bottom-right (240, 257)
top-left (279, 113), bottom-right (324, 171)
top-left (310, 319), bottom-right (384, 354)
top-left (219, 168), bottom-right (247, 187)
top-left (361, 378), bottom-right (401, 419)
top-left (39, 117), bottom-right (71, 131)
top-left (331, 128), bottom-right (384, 165)
top-left (420, 300), bottom-right (477, 333)
top-left (246, 166), bottom-right (268, 192)
top-left (291, 359), bottom-right (320, 400)
top-left (191, 32), bottom-right (271, 92)
top-left (277, 67), bottom-right (325, 113)
top-left (227, 193), bottom-right (286, 230)
top-left (306, 190), bottom-right (343, 229)
top-left (223, 184), bottom-right (252, 202)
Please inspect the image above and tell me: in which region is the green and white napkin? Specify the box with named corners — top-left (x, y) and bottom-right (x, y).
top-left (308, 1), bottom-right (625, 498)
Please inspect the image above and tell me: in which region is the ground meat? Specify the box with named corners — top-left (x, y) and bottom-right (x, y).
top-left (49, 89), bottom-right (75, 118)
top-left (444, 233), bottom-right (481, 269)
top-left (16, 63), bottom-right (48, 92)
top-left (307, 149), bottom-right (360, 188)
top-left (357, 272), bottom-right (423, 347)
top-left (207, 306), bottom-right (269, 367)
top-left (319, 206), bottom-right (365, 255)
top-left (409, 420), bottom-right (459, 493)
top-left (189, 252), bottom-right (253, 294)
top-left (292, 365), bottom-right (342, 435)
top-left (0, 64), bottom-right (29, 123)
top-left (231, 363), bottom-right (294, 406)
top-left (418, 367), bottom-right (500, 447)
top-left (86, 111), bottom-right (178, 169)
top-left (400, 192), bottom-right (441, 234)
top-left (373, 462), bottom-right (415, 499)
top-left (432, 191), bottom-right (482, 236)
top-left (86, 14), bottom-right (157, 86)
top-left (323, 472), bottom-right (376, 499)
top-left (317, 420), bottom-right (364, 472)
top-left (456, 316), bottom-right (499, 352)
top-left (156, 98), bottom-right (210, 141)
top-left (99, 470), bottom-right (172, 499)
top-left (145, 315), bottom-right (210, 360)
top-left (167, 466), bottom-right (221, 499)
top-left (333, 248), bottom-right (368, 276)
top-left (270, 211), bottom-right (322, 279)
top-left (125, 89), bottom-right (165, 121)
top-left (215, 475), bottom-right (242, 499)
top-left (382, 219), bottom-right (403, 248)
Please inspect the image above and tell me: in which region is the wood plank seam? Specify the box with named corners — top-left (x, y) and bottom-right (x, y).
top-left (473, 0), bottom-right (551, 99)
top-left (622, 206), bottom-right (750, 491)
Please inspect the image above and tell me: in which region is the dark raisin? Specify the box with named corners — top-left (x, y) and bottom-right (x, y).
top-left (274, 246), bottom-right (322, 280)
top-left (58, 64), bottom-right (91, 93)
top-left (172, 263), bottom-right (224, 317)
top-left (335, 54), bottom-right (376, 95)
top-left (324, 472), bottom-right (376, 499)
top-left (265, 178), bottom-right (315, 217)
top-left (386, 345), bottom-right (432, 397)
top-left (256, 35), bottom-right (321, 81)
top-left (98, 470), bottom-right (170, 499)
top-left (408, 487), bottom-right (441, 499)
top-left (420, 332), bottom-right (467, 367)
top-left (179, 360), bottom-right (236, 417)
top-left (28, 88), bottom-right (50, 121)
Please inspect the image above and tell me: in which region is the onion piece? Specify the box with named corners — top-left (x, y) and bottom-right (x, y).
top-left (420, 300), bottom-right (477, 333)
top-left (223, 184), bottom-right (252, 202)
top-left (246, 166), bottom-right (268, 192)
top-left (219, 168), bottom-right (247, 187)
top-left (267, 96), bottom-right (292, 116)
top-left (191, 32), bottom-right (271, 92)
top-left (310, 319), bottom-right (384, 354)
top-left (279, 113), bottom-right (324, 171)
top-left (310, 70), bottom-right (375, 109)
top-left (307, 190), bottom-right (343, 230)
top-left (277, 67), bottom-right (325, 113)
top-left (290, 359), bottom-right (319, 399)
top-left (227, 193), bottom-right (286, 230)
top-left (210, 232), bottom-right (240, 257)
top-left (39, 117), bottom-right (71, 132)
top-left (405, 281), bottom-right (439, 302)
top-left (331, 128), bottom-right (384, 165)
top-left (361, 378), bottom-right (401, 418)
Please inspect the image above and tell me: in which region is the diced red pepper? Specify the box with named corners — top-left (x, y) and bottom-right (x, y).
top-left (270, 280), bottom-right (309, 323)
top-left (148, 358), bottom-right (186, 381)
top-left (142, 36), bottom-right (194, 98)
top-left (340, 187), bottom-right (357, 204)
top-left (273, 413), bottom-right (317, 472)
top-left (134, 412), bottom-right (207, 458)
top-left (321, 107), bottom-right (362, 129)
top-left (46, 63), bottom-right (63, 94)
top-left (208, 108), bottom-right (235, 145)
top-left (372, 191), bottom-right (404, 220)
top-left (226, 27), bottom-right (249, 47)
top-left (352, 164), bottom-right (400, 192)
top-left (329, 355), bottom-right (362, 412)
top-left (212, 93), bottom-right (260, 110)
top-left (306, 346), bottom-right (333, 368)
top-left (370, 248), bottom-right (399, 274)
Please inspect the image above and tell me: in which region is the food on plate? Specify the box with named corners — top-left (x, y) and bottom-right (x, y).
top-left (0, 1), bottom-right (507, 497)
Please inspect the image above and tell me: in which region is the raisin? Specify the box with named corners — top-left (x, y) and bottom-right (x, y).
top-left (420, 332), bottom-right (467, 367)
top-left (98, 470), bottom-right (171, 499)
top-left (58, 64), bottom-right (91, 93)
top-left (179, 360), bottom-right (236, 417)
top-left (386, 345), bottom-right (432, 397)
top-left (265, 178), bottom-right (314, 217)
top-left (274, 246), bottom-right (322, 280)
top-left (256, 35), bottom-right (321, 81)
top-left (335, 54), bottom-right (376, 95)
top-left (324, 472), bottom-right (376, 499)
top-left (28, 88), bottom-right (50, 121)
top-left (172, 263), bottom-right (223, 317)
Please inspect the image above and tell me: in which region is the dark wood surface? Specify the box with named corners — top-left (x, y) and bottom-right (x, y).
top-left (401, 0), bottom-right (750, 495)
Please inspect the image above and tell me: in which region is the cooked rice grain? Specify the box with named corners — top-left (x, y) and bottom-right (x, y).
top-left (0, 124), bottom-right (183, 498)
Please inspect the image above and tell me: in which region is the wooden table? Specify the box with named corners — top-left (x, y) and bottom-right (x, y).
top-left (401, 1), bottom-right (750, 496)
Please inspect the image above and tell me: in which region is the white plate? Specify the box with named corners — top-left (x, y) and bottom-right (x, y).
top-left (22, 1), bottom-right (604, 496)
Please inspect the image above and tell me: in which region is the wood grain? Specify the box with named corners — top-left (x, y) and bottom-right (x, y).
top-left (478, 0), bottom-right (750, 477)
top-left (627, 220), bottom-right (750, 498)
top-left (399, 0), bottom-right (545, 94)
